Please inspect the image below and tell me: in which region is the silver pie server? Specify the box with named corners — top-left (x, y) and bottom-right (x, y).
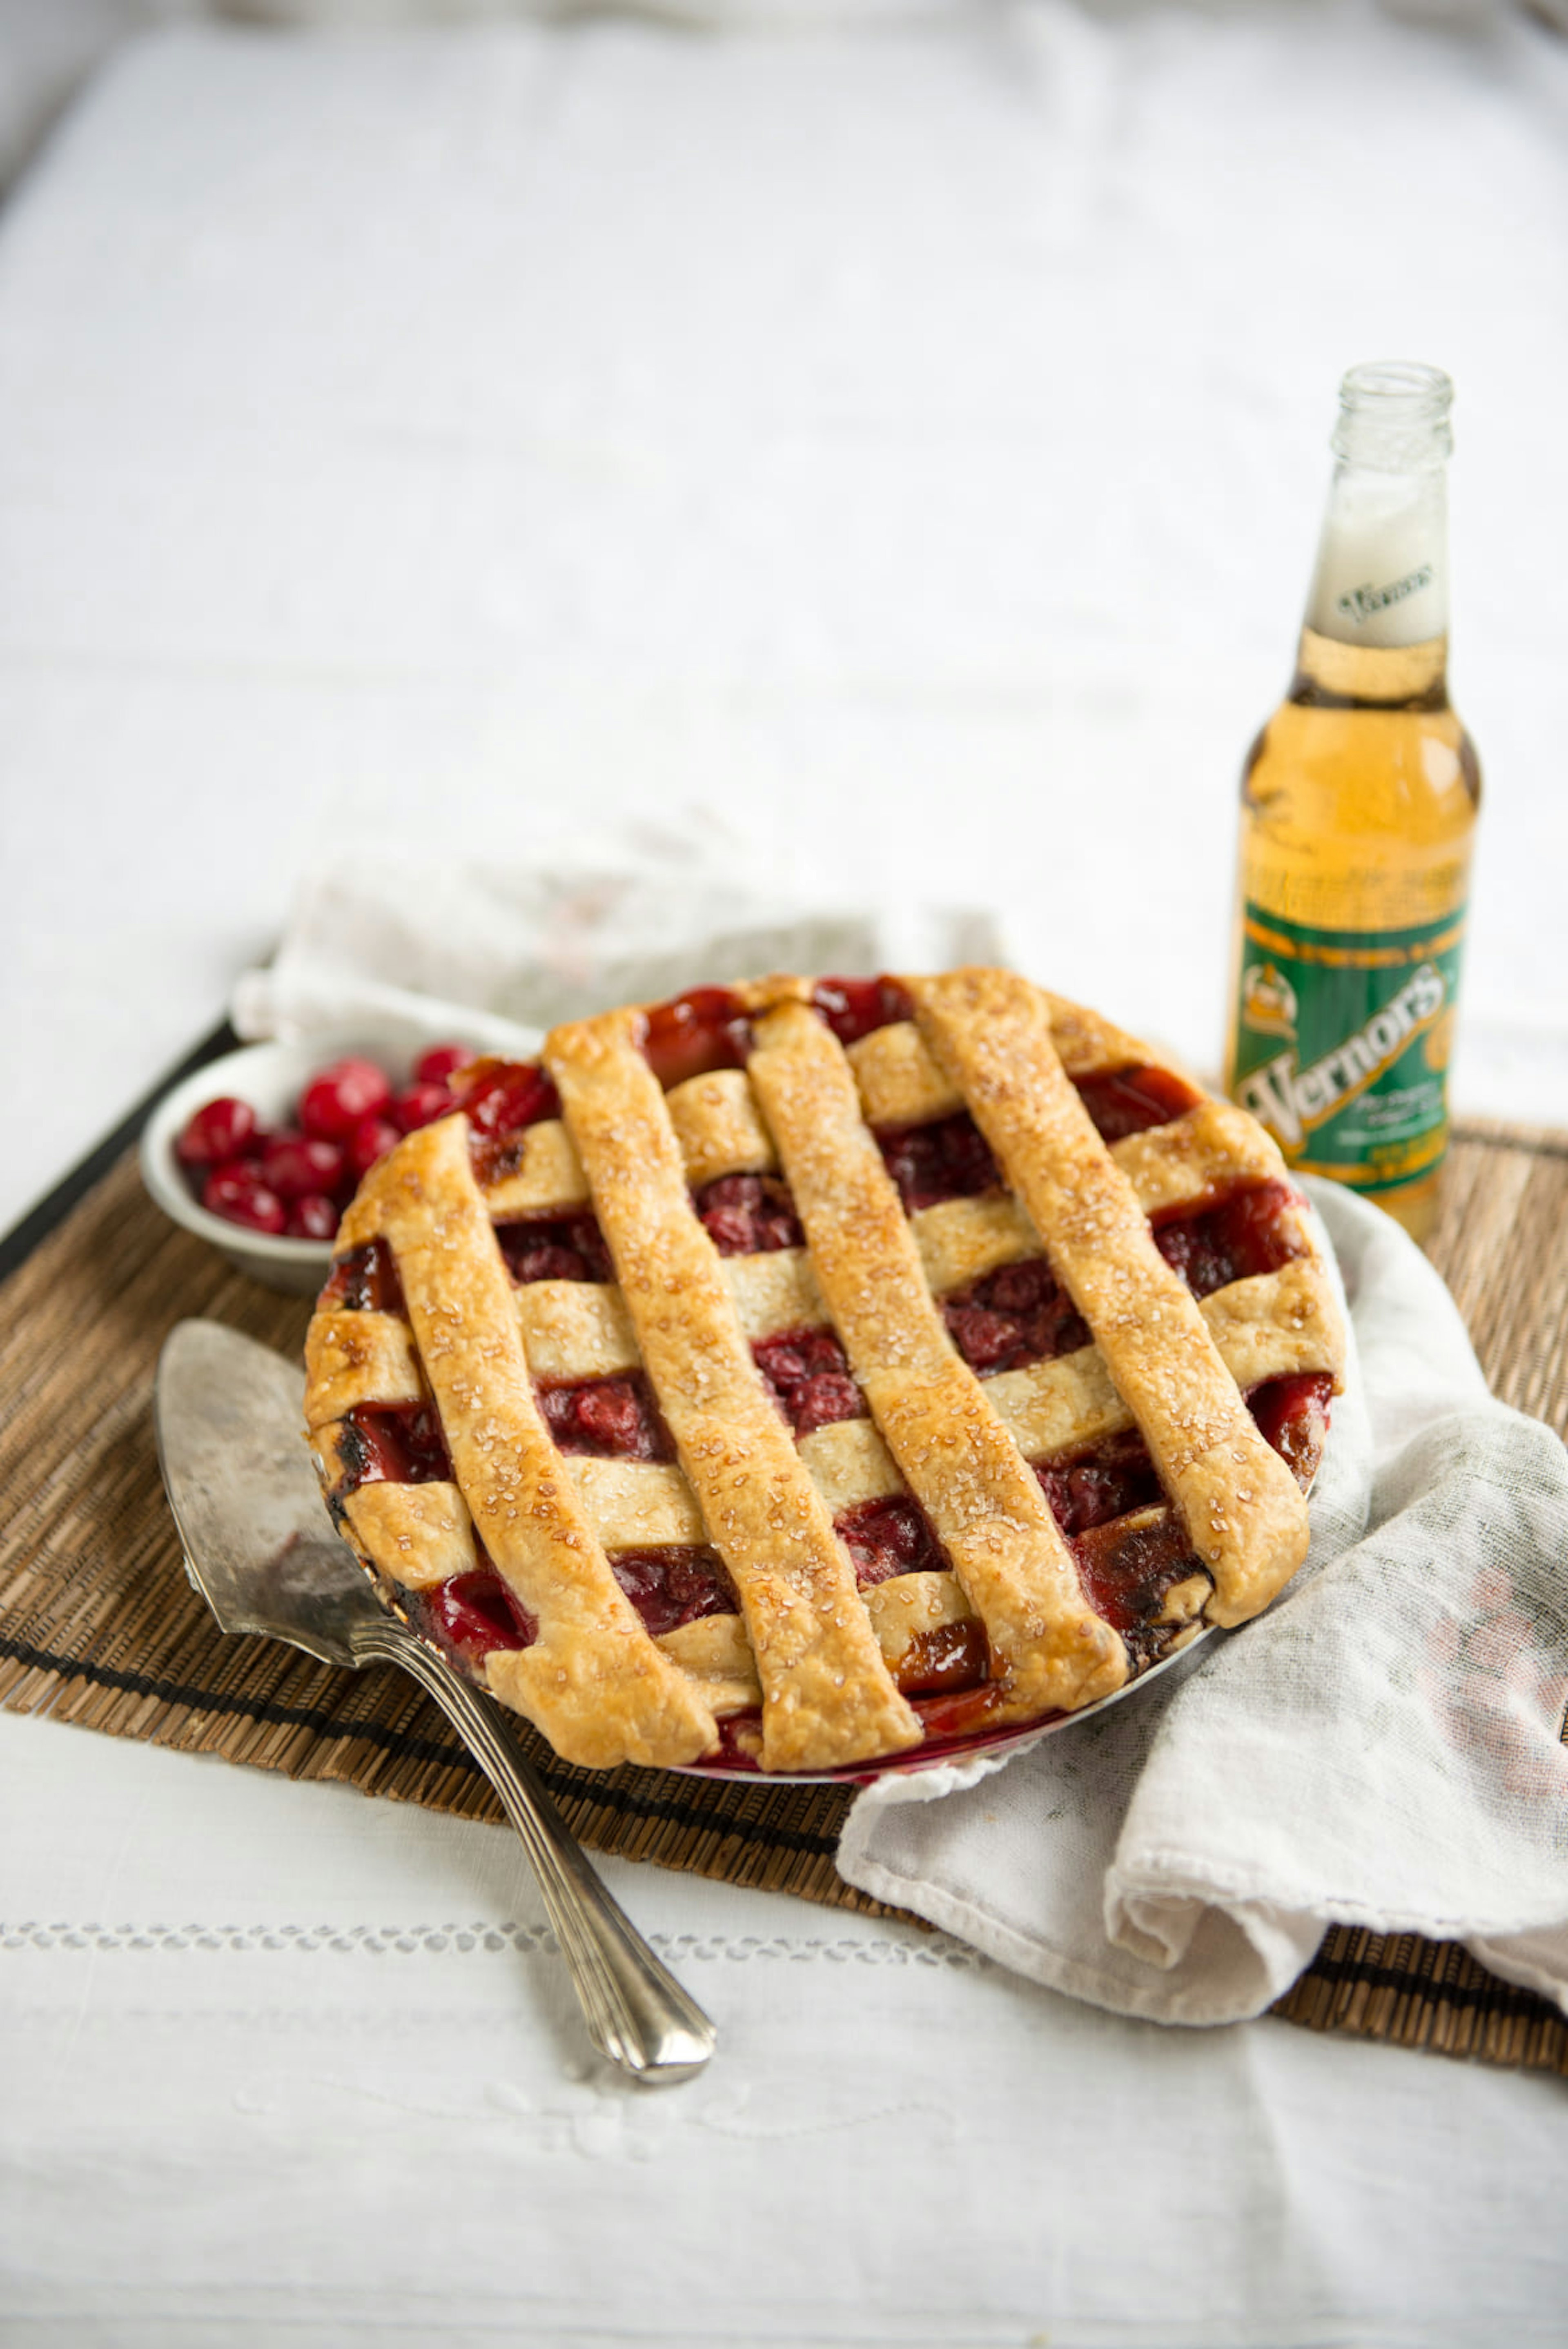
top-left (153, 1318), bottom-right (717, 2086)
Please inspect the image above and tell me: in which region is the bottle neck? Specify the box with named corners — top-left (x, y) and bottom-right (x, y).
top-left (1290, 623), bottom-right (1449, 711)
top-left (1304, 458), bottom-right (1449, 651)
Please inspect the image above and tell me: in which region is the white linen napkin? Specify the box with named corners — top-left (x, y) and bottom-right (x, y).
top-left (236, 854), bottom-right (1568, 2026)
top-left (841, 1180), bottom-right (1568, 2024)
top-left (233, 831), bottom-right (1007, 1055)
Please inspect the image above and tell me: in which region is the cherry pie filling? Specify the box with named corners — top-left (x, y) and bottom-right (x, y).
top-left (606, 1546), bottom-right (740, 1639)
top-left (1150, 1180), bottom-right (1307, 1300)
top-left (640, 987), bottom-right (753, 1089)
top-left (835, 1494), bottom-right (947, 1586)
top-left (943, 1258), bottom-right (1090, 1376)
top-left (875, 1066), bottom-right (1202, 1218)
top-left (812, 975), bottom-right (917, 1047)
top-left (321, 1238), bottom-right (405, 1316)
top-left (694, 1174), bottom-right (804, 1257)
top-left (423, 1569), bottom-right (537, 1667)
top-left (753, 1325), bottom-right (866, 1437)
top-left (878, 1112), bottom-right (1001, 1214)
top-left (941, 1180), bottom-right (1309, 1378)
top-left (454, 1059), bottom-right (562, 1187)
top-left (321, 980), bottom-right (1334, 1761)
top-left (535, 1374), bottom-right (675, 1463)
top-left (497, 1212), bottom-right (614, 1286)
top-left (328, 1403), bottom-right (451, 1513)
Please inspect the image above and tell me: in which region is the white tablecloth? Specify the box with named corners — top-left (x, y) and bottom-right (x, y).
top-left (6, 1711), bottom-right (1568, 2349)
top-left (3, 18), bottom-right (1567, 2342)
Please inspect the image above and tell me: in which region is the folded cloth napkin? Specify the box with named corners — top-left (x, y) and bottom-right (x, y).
top-left (236, 853), bottom-right (1568, 2026)
top-left (233, 831), bottom-right (1007, 1053)
top-left (842, 1180), bottom-right (1568, 2024)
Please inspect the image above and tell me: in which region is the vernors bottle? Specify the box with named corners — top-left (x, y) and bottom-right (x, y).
top-left (1224, 362), bottom-right (1481, 1246)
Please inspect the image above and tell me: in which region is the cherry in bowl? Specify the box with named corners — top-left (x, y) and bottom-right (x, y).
top-left (169, 1041), bottom-right (475, 1247)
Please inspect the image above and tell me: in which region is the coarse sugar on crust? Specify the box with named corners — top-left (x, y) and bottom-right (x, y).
top-left (303, 969), bottom-right (1345, 1772)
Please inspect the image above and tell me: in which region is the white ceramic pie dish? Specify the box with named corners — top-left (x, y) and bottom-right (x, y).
top-left (140, 1027), bottom-right (513, 1295)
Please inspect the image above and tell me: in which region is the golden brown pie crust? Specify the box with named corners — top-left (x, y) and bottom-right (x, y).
top-left (304, 969), bottom-right (1345, 1772)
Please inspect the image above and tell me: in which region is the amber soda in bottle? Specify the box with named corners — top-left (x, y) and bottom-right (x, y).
top-left (1224, 362), bottom-right (1481, 1244)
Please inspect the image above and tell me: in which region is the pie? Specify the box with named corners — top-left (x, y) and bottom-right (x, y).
top-left (303, 969), bottom-right (1345, 1777)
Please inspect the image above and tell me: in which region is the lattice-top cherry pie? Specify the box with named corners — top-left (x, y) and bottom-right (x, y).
top-left (304, 970), bottom-right (1344, 1777)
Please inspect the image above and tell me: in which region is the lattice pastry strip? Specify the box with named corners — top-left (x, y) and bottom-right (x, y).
top-left (327, 1116), bottom-right (719, 1770)
top-left (654, 1572), bottom-right (980, 1717)
top-left (340, 1481), bottom-right (479, 1590)
top-left (666, 1069), bottom-right (778, 1184)
top-left (468, 1032), bottom-right (1265, 1227)
top-left (746, 999), bottom-right (1129, 1722)
top-left (909, 969), bottom-right (1312, 1626)
top-left (545, 1004), bottom-right (923, 1774)
top-left (317, 1102), bottom-right (1301, 1421)
top-left (304, 1311), bottom-right (424, 1423)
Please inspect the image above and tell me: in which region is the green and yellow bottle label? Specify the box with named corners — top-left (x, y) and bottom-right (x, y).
top-left (1230, 903), bottom-right (1465, 1191)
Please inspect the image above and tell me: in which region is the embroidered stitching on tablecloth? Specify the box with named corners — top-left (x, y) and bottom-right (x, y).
top-left (0, 1920), bottom-right (984, 1966)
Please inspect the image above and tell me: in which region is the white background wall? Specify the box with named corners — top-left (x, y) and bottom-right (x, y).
top-left (1, 7), bottom-right (1565, 1234)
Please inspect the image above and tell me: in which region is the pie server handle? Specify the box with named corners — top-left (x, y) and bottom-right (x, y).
top-left (155, 1318), bottom-right (716, 2088)
top-left (350, 1613), bottom-right (717, 2084)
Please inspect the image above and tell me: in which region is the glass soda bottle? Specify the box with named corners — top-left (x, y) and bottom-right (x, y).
top-left (1224, 361), bottom-right (1481, 1245)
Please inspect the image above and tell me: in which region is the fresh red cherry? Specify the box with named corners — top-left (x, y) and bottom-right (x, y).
top-left (285, 1192), bottom-right (340, 1241)
top-left (261, 1132), bottom-right (346, 1201)
top-left (414, 1042), bottom-right (472, 1088)
top-left (202, 1162), bottom-right (286, 1234)
top-left (300, 1058), bottom-right (393, 1142)
top-left (393, 1080), bottom-right (452, 1133)
top-left (176, 1095), bottom-right (260, 1167)
top-left (347, 1113), bottom-right (403, 1179)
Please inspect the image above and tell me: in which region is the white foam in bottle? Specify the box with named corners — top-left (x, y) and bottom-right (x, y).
top-left (1305, 362), bottom-right (1451, 651)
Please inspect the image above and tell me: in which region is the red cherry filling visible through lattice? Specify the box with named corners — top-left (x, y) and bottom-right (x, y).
top-left (752, 1326), bottom-right (867, 1437)
top-left (694, 1174), bottom-right (804, 1257)
top-left (453, 1059), bottom-right (561, 1186)
top-left (321, 1240), bottom-right (406, 1313)
top-left (877, 1112), bottom-right (1000, 1214)
top-left (1074, 1063), bottom-right (1200, 1141)
top-left (637, 975), bottom-right (915, 1085)
top-left (641, 987), bottom-right (753, 1089)
top-left (834, 1495), bottom-right (948, 1586)
top-left (875, 1064), bottom-right (1199, 1220)
top-left (811, 975), bottom-right (915, 1047)
top-left (1151, 1179), bottom-right (1306, 1301)
top-left (1034, 1431), bottom-right (1163, 1536)
top-left (534, 1374), bottom-right (676, 1463)
top-left (608, 1547), bottom-right (739, 1639)
top-left (942, 1180), bottom-right (1309, 1379)
top-left (334, 1403), bottom-right (450, 1489)
top-left (943, 1257), bottom-right (1089, 1376)
top-left (498, 1212), bottom-right (614, 1286)
top-left (419, 1569), bottom-right (537, 1669)
top-left (412, 1547), bottom-right (737, 1672)
top-left (443, 1010), bottom-right (1197, 1238)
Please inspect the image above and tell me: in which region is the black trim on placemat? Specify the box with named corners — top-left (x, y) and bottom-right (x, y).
top-left (0, 1017), bottom-right (240, 1287)
top-left (1303, 1943), bottom-right (1553, 2022)
top-left (0, 1632), bottom-right (844, 1855)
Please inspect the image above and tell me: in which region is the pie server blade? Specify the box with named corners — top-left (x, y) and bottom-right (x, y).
top-left (154, 1316), bottom-right (382, 1665)
top-left (153, 1317), bottom-right (717, 2085)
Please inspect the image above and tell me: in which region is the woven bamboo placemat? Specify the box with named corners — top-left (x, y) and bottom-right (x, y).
top-left (3, 1116), bottom-right (1566, 2072)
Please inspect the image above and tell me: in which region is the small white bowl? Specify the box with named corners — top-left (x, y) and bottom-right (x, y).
top-left (140, 1027), bottom-right (512, 1295)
